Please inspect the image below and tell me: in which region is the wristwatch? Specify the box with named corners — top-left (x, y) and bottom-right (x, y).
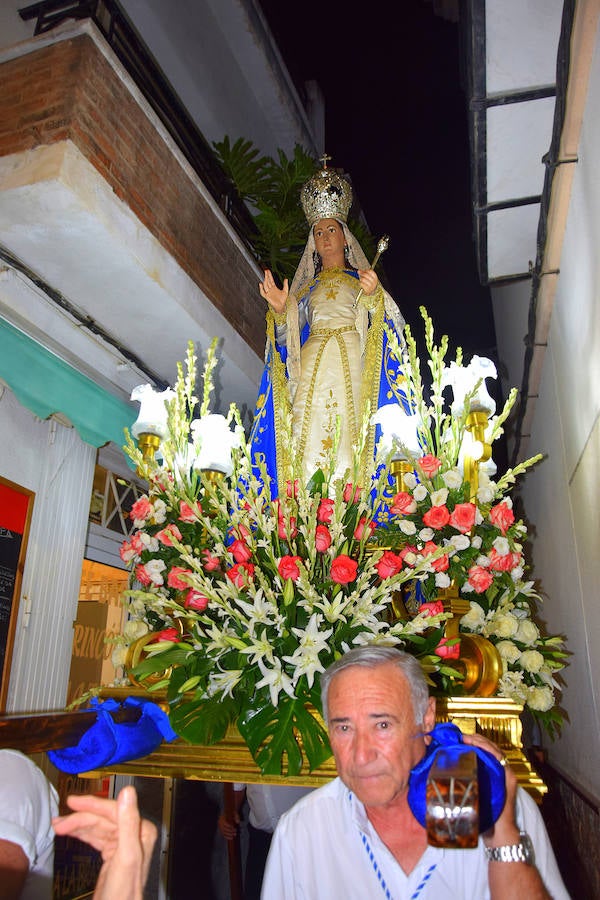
top-left (485, 831), bottom-right (535, 865)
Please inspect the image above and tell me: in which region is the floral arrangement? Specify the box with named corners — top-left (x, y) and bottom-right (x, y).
top-left (113, 310), bottom-right (567, 775)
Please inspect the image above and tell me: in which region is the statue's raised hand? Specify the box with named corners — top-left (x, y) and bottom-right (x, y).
top-left (259, 269), bottom-right (289, 315)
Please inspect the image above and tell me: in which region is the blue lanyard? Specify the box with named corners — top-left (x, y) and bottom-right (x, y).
top-left (359, 829), bottom-right (437, 900)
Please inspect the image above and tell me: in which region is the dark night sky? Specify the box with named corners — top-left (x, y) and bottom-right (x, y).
top-left (257, 0), bottom-right (496, 360)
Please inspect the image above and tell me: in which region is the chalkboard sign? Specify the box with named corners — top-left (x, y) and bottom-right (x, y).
top-left (0, 477), bottom-right (34, 710)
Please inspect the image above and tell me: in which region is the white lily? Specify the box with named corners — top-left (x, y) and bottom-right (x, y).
top-left (255, 658), bottom-right (296, 706)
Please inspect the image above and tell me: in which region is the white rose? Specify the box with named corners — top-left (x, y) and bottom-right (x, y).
top-left (430, 488), bottom-right (449, 507)
top-left (511, 566), bottom-right (525, 582)
top-left (471, 535), bottom-right (482, 549)
top-left (146, 558), bottom-right (167, 585)
top-left (493, 536), bottom-right (510, 555)
top-left (515, 619), bottom-right (539, 645)
top-left (460, 601), bottom-right (486, 631)
top-left (488, 612), bottom-right (519, 639)
top-left (519, 649), bottom-right (545, 673)
top-left (400, 520), bottom-right (417, 535)
top-left (153, 498), bottom-right (167, 524)
top-left (414, 484), bottom-right (428, 501)
top-left (419, 528), bottom-right (434, 541)
top-left (403, 473), bottom-right (417, 489)
top-left (451, 535), bottom-right (471, 551)
top-left (477, 483), bottom-right (495, 504)
top-left (476, 554), bottom-right (490, 567)
top-left (140, 532), bottom-right (159, 552)
top-left (527, 685), bottom-right (554, 711)
top-left (442, 469), bottom-right (463, 489)
top-left (124, 619), bottom-right (150, 641)
top-left (435, 572), bottom-right (451, 588)
top-left (496, 640), bottom-right (521, 663)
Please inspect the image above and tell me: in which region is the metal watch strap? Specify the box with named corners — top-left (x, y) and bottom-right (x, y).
top-left (485, 831), bottom-right (534, 864)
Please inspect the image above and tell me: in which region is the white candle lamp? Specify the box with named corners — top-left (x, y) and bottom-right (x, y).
top-left (372, 404), bottom-right (422, 491)
top-left (130, 384), bottom-right (175, 463)
top-left (190, 414), bottom-right (244, 478)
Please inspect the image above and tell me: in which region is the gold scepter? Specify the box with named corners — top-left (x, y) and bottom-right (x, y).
top-left (354, 235), bottom-right (390, 306)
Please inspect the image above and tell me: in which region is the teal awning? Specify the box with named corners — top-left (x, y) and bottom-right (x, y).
top-left (0, 317), bottom-right (136, 448)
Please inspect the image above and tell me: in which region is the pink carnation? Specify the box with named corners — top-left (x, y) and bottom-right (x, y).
top-left (167, 566), bottom-right (193, 590)
top-left (130, 496), bottom-right (152, 523)
top-left (467, 565), bottom-right (493, 593)
top-left (179, 500), bottom-right (202, 523)
top-left (156, 524), bottom-right (182, 546)
top-left (489, 501), bottom-right (515, 534)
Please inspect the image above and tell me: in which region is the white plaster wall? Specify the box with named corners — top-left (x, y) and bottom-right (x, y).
top-left (492, 26), bottom-right (600, 797)
top-left (0, 387), bottom-right (95, 712)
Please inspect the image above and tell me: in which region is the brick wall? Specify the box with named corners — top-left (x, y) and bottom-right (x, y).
top-left (0, 32), bottom-right (264, 358)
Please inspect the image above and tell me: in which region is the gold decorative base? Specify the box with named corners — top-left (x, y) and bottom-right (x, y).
top-left (82, 689), bottom-right (546, 801)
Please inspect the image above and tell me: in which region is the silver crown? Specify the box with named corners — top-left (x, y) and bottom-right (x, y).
top-left (300, 160), bottom-right (353, 227)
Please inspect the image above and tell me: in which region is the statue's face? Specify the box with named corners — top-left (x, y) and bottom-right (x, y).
top-left (313, 218), bottom-right (346, 268)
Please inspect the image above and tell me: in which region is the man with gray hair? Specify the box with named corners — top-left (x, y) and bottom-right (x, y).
top-left (261, 646), bottom-right (568, 899)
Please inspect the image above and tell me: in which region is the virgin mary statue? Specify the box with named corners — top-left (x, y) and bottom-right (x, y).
top-left (249, 161), bottom-right (408, 497)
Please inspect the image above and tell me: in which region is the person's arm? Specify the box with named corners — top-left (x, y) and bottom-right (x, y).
top-left (462, 733), bottom-right (553, 900)
top-left (52, 786), bottom-right (157, 900)
top-left (0, 838), bottom-right (28, 899)
top-left (217, 786), bottom-right (245, 840)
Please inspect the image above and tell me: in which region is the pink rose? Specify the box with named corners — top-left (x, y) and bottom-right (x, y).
top-left (151, 627), bottom-right (181, 643)
top-left (448, 503), bottom-right (476, 534)
top-left (343, 483), bottom-right (361, 504)
top-left (156, 524), bottom-right (182, 546)
top-left (278, 555), bottom-right (302, 581)
top-left (419, 600), bottom-right (444, 617)
top-left (331, 554), bottom-right (358, 584)
top-left (422, 505), bottom-right (450, 530)
top-left (353, 517), bottom-right (375, 541)
top-left (422, 541), bottom-right (449, 572)
top-left (419, 454), bottom-right (442, 477)
top-left (376, 550), bottom-right (403, 579)
top-left (489, 501), bottom-right (515, 534)
top-left (390, 491), bottom-right (417, 515)
top-left (134, 563), bottom-right (152, 586)
top-left (179, 500), bottom-right (202, 523)
top-left (317, 498), bottom-right (335, 523)
top-left (399, 545), bottom-right (418, 566)
top-left (285, 479), bottom-right (299, 499)
top-left (278, 516), bottom-right (298, 540)
top-left (467, 565), bottom-right (493, 593)
top-left (315, 525), bottom-right (332, 552)
top-left (202, 550), bottom-right (221, 571)
top-left (184, 589), bottom-right (209, 611)
top-left (489, 548), bottom-right (520, 572)
top-left (168, 566), bottom-right (193, 590)
top-left (435, 636), bottom-right (461, 659)
top-left (230, 539), bottom-right (252, 564)
top-left (226, 562), bottom-right (255, 588)
top-left (130, 496), bottom-right (152, 523)
top-left (229, 523), bottom-right (251, 541)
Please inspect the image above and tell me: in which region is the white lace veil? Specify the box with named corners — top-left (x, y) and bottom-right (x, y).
top-left (284, 221), bottom-right (405, 400)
